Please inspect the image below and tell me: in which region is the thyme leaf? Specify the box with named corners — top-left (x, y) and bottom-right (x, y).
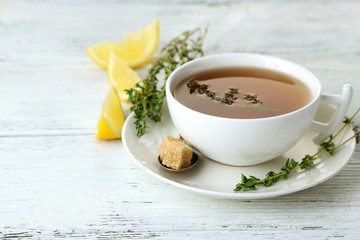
top-left (243, 94), bottom-right (262, 104)
top-left (126, 27), bottom-right (207, 137)
top-left (234, 107), bottom-right (360, 191)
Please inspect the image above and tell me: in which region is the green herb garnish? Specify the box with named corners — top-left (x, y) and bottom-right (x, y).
top-left (234, 107), bottom-right (360, 191)
top-left (126, 27), bottom-right (207, 137)
top-left (187, 80), bottom-right (263, 106)
top-left (243, 93), bottom-right (262, 104)
top-left (187, 80), bottom-right (239, 105)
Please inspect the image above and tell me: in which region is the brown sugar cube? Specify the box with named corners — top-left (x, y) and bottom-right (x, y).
top-left (158, 136), bottom-right (193, 170)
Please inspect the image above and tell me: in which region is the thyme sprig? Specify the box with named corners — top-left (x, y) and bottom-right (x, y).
top-left (126, 27), bottom-right (207, 137)
top-left (187, 80), bottom-right (239, 105)
top-left (234, 107), bottom-right (360, 191)
top-left (187, 80), bottom-right (263, 106)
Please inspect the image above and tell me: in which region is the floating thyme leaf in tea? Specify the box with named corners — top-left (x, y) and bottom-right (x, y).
top-left (186, 80), bottom-right (239, 105)
top-left (243, 94), bottom-right (262, 104)
top-left (186, 80), bottom-right (265, 106)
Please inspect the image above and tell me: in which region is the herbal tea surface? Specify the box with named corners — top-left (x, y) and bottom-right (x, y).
top-left (174, 67), bottom-right (311, 119)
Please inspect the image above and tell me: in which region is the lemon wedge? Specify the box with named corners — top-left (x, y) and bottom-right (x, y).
top-left (115, 18), bottom-right (160, 68)
top-left (86, 18), bottom-right (160, 69)
top-left (94, 87), bottom-right (125, 139)
top-left (86, 41), bottom-right (119, 69)
top-left (108, 53), bottom-right (141, 102)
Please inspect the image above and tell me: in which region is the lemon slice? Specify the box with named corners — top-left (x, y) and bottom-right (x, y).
top-left (94, 87), bottom-right (125, 139)
top-left (86, 18), bottom-right (160, 69)
top-left (86, 41), bottom-right (119, 69)
top-left (115, 18), bottom-right (160, 68)
top-left (108, 53), bottom-right (141, 102)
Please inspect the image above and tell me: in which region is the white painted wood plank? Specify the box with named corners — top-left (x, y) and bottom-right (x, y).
top-left (0, 135), bottom-right (359, 238)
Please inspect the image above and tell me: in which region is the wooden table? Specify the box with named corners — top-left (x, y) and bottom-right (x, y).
top-left (1, 1), bottom-right (359, 239)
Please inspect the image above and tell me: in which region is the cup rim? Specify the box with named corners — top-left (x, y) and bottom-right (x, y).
top-left (166, 52), bottom-right (322, 121)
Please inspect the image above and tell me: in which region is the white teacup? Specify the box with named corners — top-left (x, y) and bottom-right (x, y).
top-left (166, 53), bottom-right (352, 166)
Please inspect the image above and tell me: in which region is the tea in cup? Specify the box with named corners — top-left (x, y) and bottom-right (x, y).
top-left (166, 53), bottom-right (352, 166)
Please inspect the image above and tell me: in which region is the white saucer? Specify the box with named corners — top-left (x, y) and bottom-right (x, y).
top-left (122, 103), bottom-right (356, 199)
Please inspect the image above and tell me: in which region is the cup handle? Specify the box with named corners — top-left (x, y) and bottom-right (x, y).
top-left (311, 84), bottom-right (352, 144)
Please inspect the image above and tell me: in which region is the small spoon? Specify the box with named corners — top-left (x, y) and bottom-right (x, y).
top-left (158, 152), bottom-right (199, 172)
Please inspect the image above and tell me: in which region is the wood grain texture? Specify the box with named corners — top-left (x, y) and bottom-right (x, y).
top-left (0, 0), bottom-right (359, 239)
